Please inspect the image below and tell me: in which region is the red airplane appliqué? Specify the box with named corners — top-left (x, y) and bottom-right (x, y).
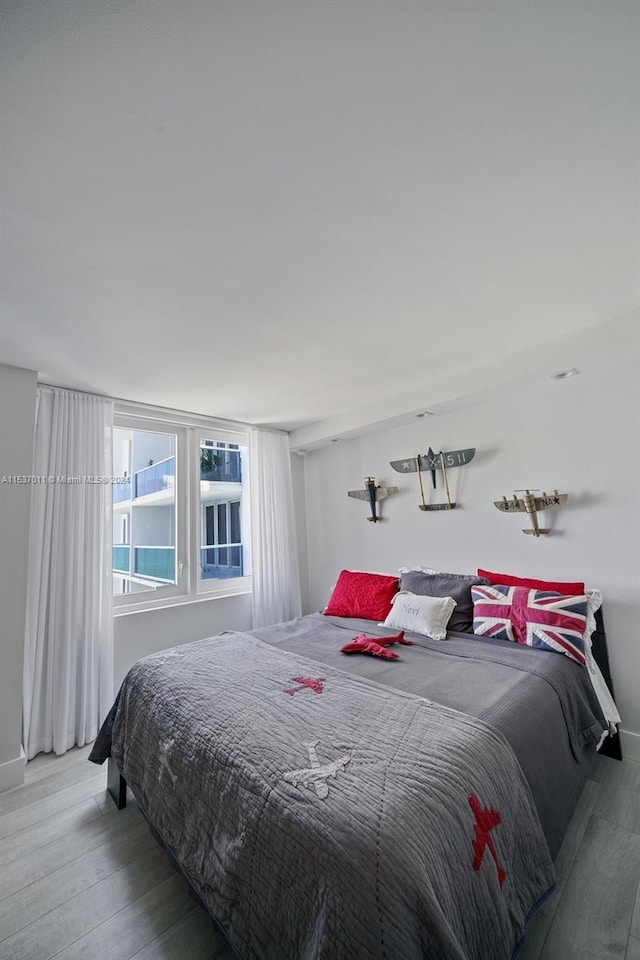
top-left (469, 793), bottom-right (506, 889)
top-left (285, 677), bottom-right (326, 696)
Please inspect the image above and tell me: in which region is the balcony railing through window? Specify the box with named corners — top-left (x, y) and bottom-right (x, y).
top-left (113, 477), bottom-right (132, 503)
top-left (134, 546), bottom-right (175, 582)
top-left (200, 544), bottom-right (243, 579)
top-left (113, 544), bottom-right (130, 573)
top-left (200, 447), bottom-right (242, 483)
top-left (134, 457), bottom-right (176, 498)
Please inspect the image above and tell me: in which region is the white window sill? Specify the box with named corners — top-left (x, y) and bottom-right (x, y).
top-left (113, 584), bottom-right (251, 617)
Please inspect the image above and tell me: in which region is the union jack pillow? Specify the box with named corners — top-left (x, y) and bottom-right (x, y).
top-left (516, 588), bottom-right (588, 665)
top-left (472, 584), bottom-right (588, 665)
top-left (471, 584), bottom-right (518, 642)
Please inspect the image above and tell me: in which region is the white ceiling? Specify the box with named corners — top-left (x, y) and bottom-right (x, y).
top-left (1, 0), bottom-right (638, 439)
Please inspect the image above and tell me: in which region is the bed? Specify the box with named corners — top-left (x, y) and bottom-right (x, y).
top-left (90, 569), bottom-right (620, 960)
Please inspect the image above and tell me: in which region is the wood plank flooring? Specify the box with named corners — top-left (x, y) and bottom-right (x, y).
top-left (519, 754), bottom-right (640, 960)
top-left (0, 746), bottom-right (233, 960)
top-left (0, 745), bottom-right (638, 959)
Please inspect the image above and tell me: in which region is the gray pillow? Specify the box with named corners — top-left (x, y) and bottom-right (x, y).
top-left (399, 571), bottom-right (490, 634)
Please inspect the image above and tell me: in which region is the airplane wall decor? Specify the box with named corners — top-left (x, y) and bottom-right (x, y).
top-left (494, 489), bottom-right (568, 537)
top-left (389, 446), bottom-right (475, 511)
top-left (390, 447), bottom-right (476, 480)
top-left (347, 477), bottom-right (398, 522)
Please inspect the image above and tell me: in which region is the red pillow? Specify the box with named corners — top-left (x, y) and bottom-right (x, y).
top-left (477, 569), bottom-right (585, 596)
top-left (324, 570), bottom-right (399, 621)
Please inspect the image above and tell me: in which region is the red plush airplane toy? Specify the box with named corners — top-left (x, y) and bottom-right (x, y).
top-left (340, 630), bottom-right (412, 660)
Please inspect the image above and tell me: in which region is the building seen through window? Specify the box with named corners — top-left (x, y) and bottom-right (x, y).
top-left (199, 437), bottom-right (243, 581)
top-left (112, 428), bottom-right (245, 597)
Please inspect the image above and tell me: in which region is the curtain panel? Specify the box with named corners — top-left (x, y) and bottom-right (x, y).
top-left (249, 428), bottom-right (302, 628)
top-left (23, 387), bottom-right (114, 759)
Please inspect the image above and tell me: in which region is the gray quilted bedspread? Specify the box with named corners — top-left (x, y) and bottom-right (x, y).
top-left (111, 630), bottom-right (555, 960)
top-left (254, 612), bottom-right (606, 860)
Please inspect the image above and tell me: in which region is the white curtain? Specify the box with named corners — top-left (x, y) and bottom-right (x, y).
top-left (249, 428), bottom-right (302, 628)
top-left (23, 387), bottom-right (114, 759)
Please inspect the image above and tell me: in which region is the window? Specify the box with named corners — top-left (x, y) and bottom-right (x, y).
top-left (112, 426), bottom-right (177, 596)
top-left (112, 410), bottom-right (250, 609)
top-left (199, 439), bottom-right (245, 583)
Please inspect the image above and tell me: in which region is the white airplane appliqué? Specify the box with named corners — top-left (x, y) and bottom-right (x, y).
top-left (283, 740), bottom-right (350, 799)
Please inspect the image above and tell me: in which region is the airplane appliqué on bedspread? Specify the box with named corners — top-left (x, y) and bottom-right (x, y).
top-left (469, 793), bottom-right (506, 889)
top-left (285, 677), bottom-right (326, 696)
top-left (283, 741), bottom-right (350, 799)
top-left (158, 738), bottom-right (178, 786)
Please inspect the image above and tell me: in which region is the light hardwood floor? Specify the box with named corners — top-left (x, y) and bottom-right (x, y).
top-left (0, 745), bottom-right (638, 959)
top-left (0, 745), bottom-right (233, 960)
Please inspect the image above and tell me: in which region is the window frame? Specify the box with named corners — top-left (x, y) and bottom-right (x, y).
top-left (112, 405), bottom-right (251, 614)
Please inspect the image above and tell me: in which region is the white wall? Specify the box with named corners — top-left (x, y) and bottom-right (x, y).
top-left (113, 592), bottom-right (252, 690)
top-left (299, 360), bottom-right (640, 760)
top-left (0, 363), bottom-right (37, 791)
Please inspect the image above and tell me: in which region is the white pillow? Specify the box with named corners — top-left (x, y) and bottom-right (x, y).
top-left (582, 589), bottom-right (621, 733)
top-left (382, 591), bottom-right (456, 640)
top-left (584, 588), bottom-right (602, 648)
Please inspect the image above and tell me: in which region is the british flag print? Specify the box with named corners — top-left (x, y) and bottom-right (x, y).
top-left (472, 585), bottom-right (589, 665)
top-left (471, 584), bottom-right (518, 642)
top-left (520, 589), bottom-right (588, 665)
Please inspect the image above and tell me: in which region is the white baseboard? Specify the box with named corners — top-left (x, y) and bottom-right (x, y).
top-left (0, 746), bottom-right (26, 794)
top-left (619, 728), bottom-right (640, 763)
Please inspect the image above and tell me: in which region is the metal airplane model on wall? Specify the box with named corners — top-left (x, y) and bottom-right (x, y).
top-left (390, 447), bottom-right (476, 481)
top-left (389, 446), bottom-right (476, 511)
top-left (494, 489), bottom-right (568, 537)
top-left (347, 477), bottom-right (398, 522)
